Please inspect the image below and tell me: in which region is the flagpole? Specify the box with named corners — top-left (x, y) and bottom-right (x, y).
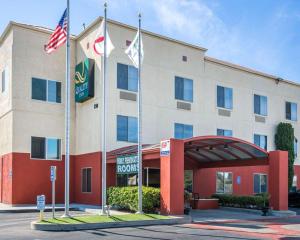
top-left (63, 0), bottom-right (71, 217)
top-left (137, 13), bottom-right (143, 214)
top-left (101, 2), bottom-right (108, 215)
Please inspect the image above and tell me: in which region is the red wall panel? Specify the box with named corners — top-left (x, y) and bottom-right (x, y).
top-left (0, 153), bottom-right (13, 204)
top-left (10, 153), bottom-right (74, 205)
top-left (193, 165), bottom-right (269, 197)
top-left (74, 152), bottom-right (101, 205)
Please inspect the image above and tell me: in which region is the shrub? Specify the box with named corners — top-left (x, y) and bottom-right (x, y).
top-left (275, 122), bottom-right (295, 191)
top-left (107, 186), bottom-right (160, 213)
top-left (211, 194), bottom-right (269, 209)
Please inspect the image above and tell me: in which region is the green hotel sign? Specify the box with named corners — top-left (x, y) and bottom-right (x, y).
top-left (75, 58), bottom-right (95, 103)
top-left (117, 154), bottom-right (139, 174)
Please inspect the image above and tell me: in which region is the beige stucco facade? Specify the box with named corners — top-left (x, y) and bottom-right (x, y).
top-left (0, 19), bottom-right (299, 165)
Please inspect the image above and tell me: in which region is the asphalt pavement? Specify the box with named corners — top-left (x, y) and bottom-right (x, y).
top-left (1, 210), bottom-right (300, 240)
top-left (0, 211), bottom-right (265, 240)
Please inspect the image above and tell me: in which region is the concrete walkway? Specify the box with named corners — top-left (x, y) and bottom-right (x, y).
top-left (189, 208), bottom-right (300, 239)
top-left (0, 203), bottom-right (128, 215)
top-left (191, 208), bottom-right (296, 223)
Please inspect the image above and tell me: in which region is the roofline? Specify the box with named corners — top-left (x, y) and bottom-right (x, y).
top-left (1, 19), bottom-right (299, 87)
top-left (0, 21), bottom-right (76, 47)
top-left (205, 56), bottom-right (300, 88)
top-left (76, 16), bottom-right (208, 52)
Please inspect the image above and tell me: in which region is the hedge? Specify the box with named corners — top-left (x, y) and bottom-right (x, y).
top-left (212, 193), bottom-right (269, 209)
top-left (107, 186), bottom-right (160, 213)
top-left (275, 122), bottom-right (295, 191)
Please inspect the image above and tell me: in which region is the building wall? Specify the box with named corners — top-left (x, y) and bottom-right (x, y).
top-left (0, 153), bottom-right (13, 204)
top-left (193, 165), bottom-right (269, 197)
top-left (11, 26), bottom-right (77, 155)
top-left (0, 20), bottom-right (299, 205)
top-left (75, 21), bottom-right (206, 155)
top-left (74, 152), bottom-right (101, 205)
top-left (11, 153), bottom-right (73, 204)
top-left (74, 20), bottom-right (300, 167)
top-left (0, 29), bottom-right (13, 156)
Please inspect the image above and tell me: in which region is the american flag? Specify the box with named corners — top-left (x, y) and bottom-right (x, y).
top-left (45, 9), bottom-right (68, 54)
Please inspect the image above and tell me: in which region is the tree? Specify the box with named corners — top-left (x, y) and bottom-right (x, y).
top-left (275, 122), bottom-right (295, 191)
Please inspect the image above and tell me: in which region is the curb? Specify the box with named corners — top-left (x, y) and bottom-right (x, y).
top-left (31, 216), bottom-right (191, 231)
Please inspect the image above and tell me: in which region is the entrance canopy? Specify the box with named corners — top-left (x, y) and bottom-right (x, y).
top-left (107, 136), bottom-right (268, 166)
top-left (184, 136), bottom-right (268, 165)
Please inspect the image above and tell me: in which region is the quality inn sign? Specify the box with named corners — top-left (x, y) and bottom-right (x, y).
top-left (75, 58), bottom-right (95, 103)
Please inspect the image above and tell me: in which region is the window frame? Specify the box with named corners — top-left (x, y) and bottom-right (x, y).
top-left (116, 115), bottom-right (138, 143)
top-left (1, 69), bottom-right (6, 93)
top-left (30, 136), bottom-right (62, 161)
top-left (81, 167), bottom-right (92, 193)
top-left (254, 134), bottom-right (268, 150)
top-left (175, 76), bottom-right (193, 102)
top-left (174, 123), bottom-right (193, 139)
top-left (253, 173), bottom-right (268, 194)
top-left (216, 85), bottom-right (233, 110)
top-left (217, 128), bottom-right (233, 137)
top-left (294, 137), bottom-right (298, 159)
top-left (31, 77), bottom-right (62, 104)
top-left (216, 171), bottom-right (233, 194)
top-left (286, 101), bottom-right (297, 121)
top-left (117, 63), bottom-right (138, 92)
top-left (254, 94), bottom-right (268, 116)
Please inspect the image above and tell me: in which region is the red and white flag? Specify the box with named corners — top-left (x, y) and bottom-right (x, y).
top-left (93, 20), bottom-right (114, 56)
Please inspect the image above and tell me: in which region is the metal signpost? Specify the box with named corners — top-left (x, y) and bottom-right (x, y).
top-left (50, 166), bottom-right (56, 218)
top-left (37, 195), bottom-right (45, 221)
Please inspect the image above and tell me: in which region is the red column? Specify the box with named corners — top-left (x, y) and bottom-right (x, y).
top-left (107, 163), bottom-right (116, 187)
top-left (268, 151), bottom-right (288, 211)
top-left (160, 139), bottom-right (184, 215)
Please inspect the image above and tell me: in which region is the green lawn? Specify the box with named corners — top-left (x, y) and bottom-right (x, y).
top-left (39, 214), bottom-right (170, 224)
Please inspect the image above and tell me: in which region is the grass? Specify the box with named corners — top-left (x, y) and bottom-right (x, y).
top-left (39, 214), bottom-right (170, 224)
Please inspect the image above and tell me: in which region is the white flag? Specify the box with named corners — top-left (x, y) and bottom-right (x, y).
top-left (93, 20), bottom-right (114, 56)
top-left (125, 30), bottom-right (144, 68)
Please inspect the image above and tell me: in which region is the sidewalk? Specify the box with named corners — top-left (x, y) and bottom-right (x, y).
top-left (0, 203), bottom-right (126, 214)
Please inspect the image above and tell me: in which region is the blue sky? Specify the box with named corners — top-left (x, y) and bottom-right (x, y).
top-left (1, 0), bottom-right (300, 83)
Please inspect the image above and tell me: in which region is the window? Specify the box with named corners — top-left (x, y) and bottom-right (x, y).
top-left (31, 137), bottom-right (61, 160)
top-left (294, 138), bottom-right (298, 159)
top-left (144, 168), bottom-right (160, 188)
top-left (174, 123), bottom-right (193, 139)
top-left (1, 69), bottom-right (6, 93)
top-left (32, 78), bottom-right (61, 103)
top-left (175, 76), bottom-right (193, 102)
top-left (117, 115), bottom-right (138, 142)
top-left (254, 174), bottom-right (267, 194)
top-left (254, 94), bottom-right (267, 116)
top-left (82, 168), bottom-right (92, 193)
top-left (254, 134), bottom-right (267, 150)
top-left (117, 174), bottom-right (138, 187)
top-left (217, 129), bottom-right (233, 137)
top-left (292, 175), bottom-right (298, 192)
top-left (216, 172), bottom-right (232, 193)
top-left (117, 63), bottom-right (138, 92)
top-left (286, 102), bottom-right (297, 121)
top-left (217, 86), bottom-right (233, 109)
top-left (184, 170), bottom-right (193, 193)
